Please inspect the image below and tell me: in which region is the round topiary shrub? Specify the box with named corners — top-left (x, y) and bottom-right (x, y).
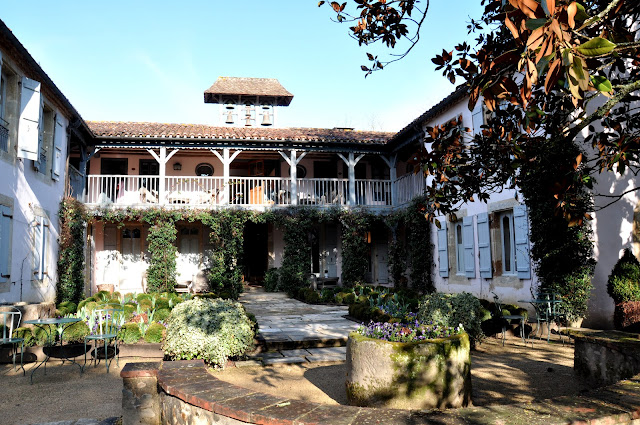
top-left (62, 321), bottom-right (90, 343)
top-left (123, 304), bottom-right (136, 321)
top-left (32, 324), bottom-right (57, 346)
top-left (344, 293), bottom-right (357, 305)
top-left (163, 298), bottom-right (254, 368)
top-left (119, 323), bottom-right (143, 344)
top-left (137, 293), bottom-right (152, 304)
top-left (153, 308), bottom-right (171, 322)
top-left (144, 322), bottom-right (165, 343)
top-left (154, 297), bottom-right (170, 310)
top-left (13, 327), bottom-right (34, 347)
top-left (58, 301), bottom-right (77, 314)
top-left (138, 299), bottom-right (153, 312)
top-left (608, 248), bottom-right (640, 304)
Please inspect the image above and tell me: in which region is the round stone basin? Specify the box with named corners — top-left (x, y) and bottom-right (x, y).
top-left (345, 331), bottom-right (471, 409)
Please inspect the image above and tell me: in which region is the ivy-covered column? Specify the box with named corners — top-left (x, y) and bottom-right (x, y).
top-left (57, 197), bottom-right (88, 304)
top-left (340, 209), bottom-right (371, 286)
top-left (143, 211), bottom-right (178, 293)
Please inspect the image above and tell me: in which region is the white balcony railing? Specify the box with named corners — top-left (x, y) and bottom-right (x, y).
top-left (85, 174), bottom-right (426, 209)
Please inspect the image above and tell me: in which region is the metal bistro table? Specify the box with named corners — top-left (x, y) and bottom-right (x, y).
top-left (517, 298), bottom-right (563, 343)
top-left (23, 317), bottom-right (83, 383)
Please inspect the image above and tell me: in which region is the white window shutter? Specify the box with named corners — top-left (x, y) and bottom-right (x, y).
top-left (477, 212), bottom-right (492, 278)
top-left (463, 216), bottom-right (475, 278)
top-left (52, 115), bottom-right (64, 180)
top-left (513, 205), bottom-right (531, 279)
top-left (437, 222), bottom-right (449, 277)
top-left (18, 77), bottom-right (42, 161)
top-left (0, 205), bottom-right (12, 282)
top-left (33, 216), bottom-right (48, 280)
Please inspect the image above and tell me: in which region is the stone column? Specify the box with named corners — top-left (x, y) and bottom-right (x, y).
top-left (121, 361), bottom-right (162, 425)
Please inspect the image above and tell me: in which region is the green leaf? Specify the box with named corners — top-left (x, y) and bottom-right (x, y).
top-left (574, 3), bottom-right (589, 21)
top-left (526, 18), bottom-right (547, 30)
top-left (591, 75), bottom-right (613, 93)
top-left (576, 37), bottom-right (616, 57)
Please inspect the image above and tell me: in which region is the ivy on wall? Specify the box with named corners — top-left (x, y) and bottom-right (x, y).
top-left (57, 197), bottom-right (88, 304)
top-left (340, 209), bottom-right (373, 287)
top-left (520, 139), bottom-right (595, 322)
top-left (384, 213), bottom-right (407, 289)
top-left (403, 197), bottom-right (434, 293)
top-left (144, 214), bottom-right (178, 293)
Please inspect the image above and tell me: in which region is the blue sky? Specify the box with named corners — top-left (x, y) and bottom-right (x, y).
top-left (2, 1), bottom-right (483, 132)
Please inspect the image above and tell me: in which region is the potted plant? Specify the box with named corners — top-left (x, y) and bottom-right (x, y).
top-left (346, 321), bottom-right (471, 409)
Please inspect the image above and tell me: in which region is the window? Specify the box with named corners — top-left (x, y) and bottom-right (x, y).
top-left (33, 215), bottom-right (49, 280)
top-left (34, 105), bottom-right (54, 175)
top-left (499, 211), bottom-right (516, 275)
top-left (0, 205), bottom-right (12, 282)
top-left (179, 227), bottom-right (199, 255)
top-left (195, 163), bottom-right (214, 176)
top-left (121, 228), bottom-right (141, 261)
top-left (455, 222), bottom-right (465, 274)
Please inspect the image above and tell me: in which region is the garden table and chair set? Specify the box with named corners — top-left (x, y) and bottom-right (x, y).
top-left (492, 292), bottom-right (565, 347)
top-left (1, 307), bottom-right (123, 383)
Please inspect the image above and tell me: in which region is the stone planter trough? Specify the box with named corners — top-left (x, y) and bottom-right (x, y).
top-left (345, 331), bottom-right (471, 409)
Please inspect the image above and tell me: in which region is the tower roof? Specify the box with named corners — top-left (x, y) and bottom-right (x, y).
top-left (204, 77), bottom-right (294, 106)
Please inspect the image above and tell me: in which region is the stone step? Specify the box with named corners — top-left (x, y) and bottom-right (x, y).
top-left (254, 335), bottom-right (348, 352)
top-left (236, 346), bottom-right (348, 367)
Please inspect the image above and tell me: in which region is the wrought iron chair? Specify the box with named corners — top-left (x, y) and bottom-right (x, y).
top-left (83, 308), bottom-right (123, 373)
top-left (492, 293), bottom-right (528, 347)
top-left (0, 307), bottom-right (25, 374)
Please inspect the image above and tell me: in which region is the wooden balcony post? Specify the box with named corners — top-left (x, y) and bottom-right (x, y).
top-left (338, 153), bottom-right (364, 206)
top-left (279, 150), bottom-right (307, 206)
top-left (380, 154), bottom-right (397, 206)
top-left (148, 147), bottom-right (178, 205)
top-left (211, 148), bottom-right (242, 205)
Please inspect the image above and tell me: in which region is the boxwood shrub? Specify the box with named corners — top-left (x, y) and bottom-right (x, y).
top-left (119, 323), bottom-right (143, 344)
top-left (143, 322), bottom-right (165, 343)
top-left (163, 298), bottom-right (254, 368)
top-left (607, 248), bottom-right (640, 304)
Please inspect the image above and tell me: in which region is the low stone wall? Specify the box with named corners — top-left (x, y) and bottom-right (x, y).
top-left (121, 360), bottom-right (640, 425)
top-left (346, 332), bottom-right (471, 409)
top-left (570, 329), bottom-right (640, 386)
top-left (0, 301), bottom-right (55, 323)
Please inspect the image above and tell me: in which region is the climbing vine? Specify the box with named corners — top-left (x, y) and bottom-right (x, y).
top-left (340, 209), bottom-right (373, 287)
top-left (520, 139), bottom-right (595, 322)
top-left (403, 197), bottom-right (434, 293)
top-left (384, 213), bottom-right (407, 289)
top-left (143, 212), bottom-right (178, 293)
top-left (57, 197), bottom-right (88, 304)
top-left (200, 209), bottom-right (253, 299)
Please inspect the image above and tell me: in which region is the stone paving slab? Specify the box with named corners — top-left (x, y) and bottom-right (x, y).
top-left (262, 356), bottom-right (308, 365)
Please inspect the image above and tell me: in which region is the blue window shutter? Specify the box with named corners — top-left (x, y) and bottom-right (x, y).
top-left (437, 222), bottom-right (448, 277)
top-left (52, 115), bottom-right (64, 181)
top-left (18, 77), bottom-right (42, 161)
top-left (0, 206), bottom-right (12, 282)
top-left (463, 216), bottom-right (475, 278)
top-left (477, 212), bottom-right (492, 278)
top-left (513, 205), bottom-right (531, 279)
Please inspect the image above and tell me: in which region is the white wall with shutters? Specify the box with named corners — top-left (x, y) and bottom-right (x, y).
top-left (17, 77), bottom-right (42, 161)
top-left (476, 212), bottom-right (492, 278)
top-left (463, 216), bottom-right (475, 278)
top-left (0, 205), bottom-right (12, 283)
top-left (437, 222), bottom-right (448, 277)
top-left (51, 114), bottom-right (64, 180)
top-left (513, 205), bottom-right (531, 279)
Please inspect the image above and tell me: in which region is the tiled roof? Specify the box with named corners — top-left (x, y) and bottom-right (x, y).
top-left (204, 77), bottom-right (294, 106)
top-left (87, 121), bottom-right (393, 145)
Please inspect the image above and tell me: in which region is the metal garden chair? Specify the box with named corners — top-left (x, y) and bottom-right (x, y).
top-left (0, 307), bottom-right (25, 374)
top-left (83, 308), bottom-right (123, 373)
top-left (492, 293), bottom-right (528, 347)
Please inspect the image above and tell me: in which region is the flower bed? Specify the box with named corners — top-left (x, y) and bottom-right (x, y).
top-left (346, 322), bottom-right (471, 409)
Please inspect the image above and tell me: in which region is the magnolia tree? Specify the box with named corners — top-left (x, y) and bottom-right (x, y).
top-left (321, 0), bottom-right (639, 319)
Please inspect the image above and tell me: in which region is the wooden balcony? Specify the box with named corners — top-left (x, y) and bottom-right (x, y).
top-left (84, 174), bottom-right (424, 209)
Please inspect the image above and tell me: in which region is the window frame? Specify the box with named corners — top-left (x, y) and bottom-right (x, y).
top-left (455, 222), bottom-right (465, 274)
top-left (499, 210), bottom-right (516, 275)
top-left (32, 214), bottom-right (49, 281)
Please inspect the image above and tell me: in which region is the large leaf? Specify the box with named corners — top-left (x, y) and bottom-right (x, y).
top-left (525, 18), bottom-right (547, 30)
top-left (591, 75), bottom-right (613, 93)
top-left (576, 37), bottom-right (616, 57)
